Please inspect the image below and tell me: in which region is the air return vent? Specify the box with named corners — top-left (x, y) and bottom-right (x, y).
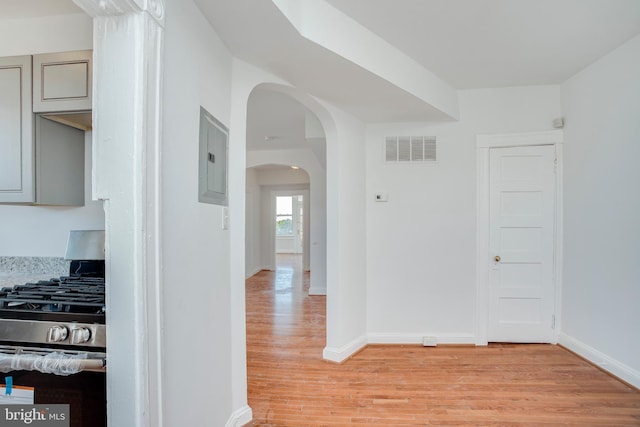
top-left (385, 136), bottom-right (436, 162)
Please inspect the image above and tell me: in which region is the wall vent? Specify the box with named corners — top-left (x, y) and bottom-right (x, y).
top-left (385, 136), bottom-right (436, 162)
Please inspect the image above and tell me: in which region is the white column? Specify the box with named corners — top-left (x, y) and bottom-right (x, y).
top-left (72, 1), bottom-right (165, 426)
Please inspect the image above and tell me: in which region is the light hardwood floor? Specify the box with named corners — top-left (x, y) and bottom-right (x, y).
top-left (246, 254), bottom-right (640, 426)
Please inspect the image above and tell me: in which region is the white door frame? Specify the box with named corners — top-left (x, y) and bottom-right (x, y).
top-left (475, 130), bottom-right (564, 345)
top-left (269, 189), bottom-right (310, 267)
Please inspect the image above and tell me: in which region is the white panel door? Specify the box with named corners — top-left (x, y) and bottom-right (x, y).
top-left (488, 145), bottom-right (556, 342)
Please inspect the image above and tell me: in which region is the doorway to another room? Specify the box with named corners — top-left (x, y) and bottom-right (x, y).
top-left (275, 193), bottom-right (305, 261)
top-left (476, 131), bottom-right (563, 345)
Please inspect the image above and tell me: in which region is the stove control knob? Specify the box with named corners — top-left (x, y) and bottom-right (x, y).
top-left (47, 326), bottom-right (68, 343)
top-left (70, 327), bottom-right (92, 344)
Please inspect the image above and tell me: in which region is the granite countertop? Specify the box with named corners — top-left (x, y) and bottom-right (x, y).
top-left (0, 256), bottom-right (70, 289)
top-left (0, 272), bottom-right (60, 288)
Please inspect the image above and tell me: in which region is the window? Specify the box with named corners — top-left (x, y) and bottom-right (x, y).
top-left (276, 196), bottom-right (293, 236)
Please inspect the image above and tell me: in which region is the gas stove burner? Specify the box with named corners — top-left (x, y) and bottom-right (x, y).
top-left (0, 276), bottom-right (105, 323)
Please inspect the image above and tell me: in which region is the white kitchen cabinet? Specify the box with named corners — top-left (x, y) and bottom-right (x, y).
top-left (33, 50), bottom-right (92, 113)
top-left (0, 56), bottom-right (34, 203)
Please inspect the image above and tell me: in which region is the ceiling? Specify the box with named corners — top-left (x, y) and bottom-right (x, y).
top-left (8, 0), bottom-right (640, 152)
top-left (246, 89), bottom-right (309, 152)
top-left (324, 0), bottom-right (640, 89)
top-left (197, 0), bottom-right (640, 123)
top-left (5, 1), bottom-right (640, 93)
top-left (201, 0), bottom-right (640, 152)
top-left (246, 88), bottom-right (328, 166)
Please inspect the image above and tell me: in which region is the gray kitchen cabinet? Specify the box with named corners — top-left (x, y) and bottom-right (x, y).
top-left (0, 53), bottom-right (87, 206)
top-left (33, 50), bottom-right (92, 113)
top-left (34, 115), bottom-right (85, 206)
top-left (0, 56), bottom-right (34, 203)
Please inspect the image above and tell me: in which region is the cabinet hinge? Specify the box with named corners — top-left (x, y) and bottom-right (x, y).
top-left (551, 315), bottom-right (556, 329)
top-left (553, 157), bottom-right (558, 174)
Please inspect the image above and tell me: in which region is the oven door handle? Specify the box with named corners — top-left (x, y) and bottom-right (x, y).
top-left (0, 350), bottom-right (106, 375)
top-left (78, 358), bottom-right (106, 371)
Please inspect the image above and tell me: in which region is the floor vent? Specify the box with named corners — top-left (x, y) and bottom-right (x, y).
top-left (385, 136), bottom-right (436, 162)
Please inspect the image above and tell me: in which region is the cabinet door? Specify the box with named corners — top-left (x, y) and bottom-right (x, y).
top-left (0, 56), bottom-right (34, 203)
top-left (35, 116), bottom-right (85, 206)
top-left (33, 50), bottom-right (92, 112)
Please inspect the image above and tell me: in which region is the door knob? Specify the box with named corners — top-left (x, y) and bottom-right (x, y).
top-left (495, 255), bottom-right (501, 262)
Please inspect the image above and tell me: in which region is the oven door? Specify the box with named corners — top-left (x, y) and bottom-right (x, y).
top-left (0, 346), bottom-right (106, 427)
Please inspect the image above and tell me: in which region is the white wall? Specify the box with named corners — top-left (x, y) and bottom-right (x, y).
top-left (323, 106), bottom-right (368, 360)
top-left (0, 132), bottom-right (105, 256)
top-left (161, 0), bottom-right (239, 424)
top-left (560, 34), bottom-right (640, 387)
top-left (0, 14), bottom-right (92, 56)
top-left (245, 168), bottom-right (261, 277)
top-left (254, 167), bottom-right (311, 185)
top-left (366, 86), bottom-right (561, 344)
top-left (0, 14), bottom-right (103, 257)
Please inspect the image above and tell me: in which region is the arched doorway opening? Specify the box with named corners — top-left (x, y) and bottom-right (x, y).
top-left (245, 165), bottom-right (311, 275)
top-left (244, 87), bottom-right (327, 295)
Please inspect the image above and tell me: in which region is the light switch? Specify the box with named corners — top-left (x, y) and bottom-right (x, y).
top-left (374, 192), bottom-right (388, 202)
top-left (222, 207), bottom-right (229, 230)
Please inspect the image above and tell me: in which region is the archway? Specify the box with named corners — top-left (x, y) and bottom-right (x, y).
top-left (228, 68), bottom-right (368, 424)
top-left (244, 87), bottom-right (327, 295)
top-left (246, 165), bottom-right (311, 275)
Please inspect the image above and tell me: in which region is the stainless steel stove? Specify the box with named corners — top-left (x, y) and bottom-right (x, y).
top-left (0, 231), bottom-right (107, 427)
top-left (0, 275), bottom-right (106, 352)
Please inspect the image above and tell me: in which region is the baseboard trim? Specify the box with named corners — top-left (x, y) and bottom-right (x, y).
top-left (322, 333), bottom-right (478, 363)
top-left (224, 405), bottom-right (253, 427)
top-left (308, 286), bottom-right (326, 296)
top-left (559, 332), bottom-right (640, 389)
top-left (245, 267), bottom-right (262, 279)
top-left (367, 333), bottom-right (476, 346)
top-left (323, 335), bottom-right (367, 363)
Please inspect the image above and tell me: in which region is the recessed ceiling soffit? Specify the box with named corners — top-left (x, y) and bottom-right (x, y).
top-left (271, 0), bottom-right (459, 121)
